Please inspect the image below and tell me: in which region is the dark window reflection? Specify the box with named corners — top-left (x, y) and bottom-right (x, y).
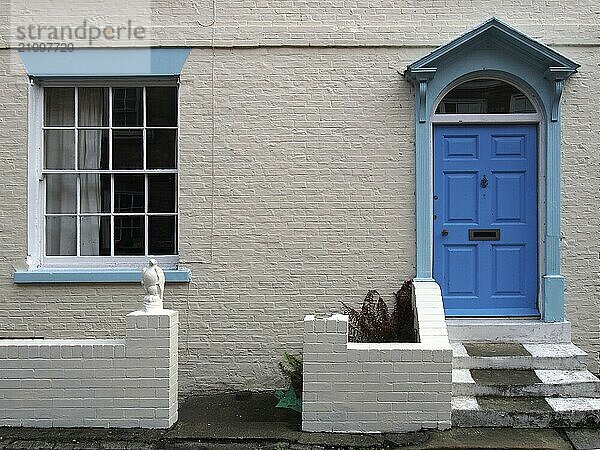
top-left (113, 130), bottom-right (143, 169)
top-left (148, 174), bottom-right (176, 213)
top-left (115, 216), bottom-right (145, 255)
top-left (115, 175), bottom-right (145, 213)
top-left (436, 79), bottom-right (536, 114)
top-left (113, 87), bottom-right (143, 126)
top-left (147, 129), bottom-right (177, 169)
top-left (148, 216), bottom-right (177, 255)
top-left (44, 130), bottom-right (75, 170)
top-left (146, 87), bottom-right (177, 126)
top-left (44, 88), bottom-right (75, 126)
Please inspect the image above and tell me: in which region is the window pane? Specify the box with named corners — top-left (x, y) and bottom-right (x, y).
top-left (46, 174), bottom-right (77, 214)
top-left (147, 129), bottom-right (177, 169)
top-left (78, 87), bottom-right (109, 126)
top-left (80, 216), bottom-right (111, 256)
top-left (149, 216), bottom-right (177, 255)
top-left (436, 79), bottom-right (536, 114)
top-left (112, 87), bottom-right (143, 127)
top-left (115, 174), bottom-right (144, 213)
top-left (44, 130), bottom-right (75, 169)
top-left (81, 174), bottom-right (111, 213)
top-left (146, 86), bottom-right (177, 127)
top-left (78, 130), bottom-right (109, 169)
top-left (113, 129), bottom-right (143, 169)
top-left (46, 216), bottom-right (76, 256)
top-left (44, 88), bottom-right (74, 126)
top-left (114, 216), bottom-right (144, 255)
top-left (148, 174), bottom-right (176, 213)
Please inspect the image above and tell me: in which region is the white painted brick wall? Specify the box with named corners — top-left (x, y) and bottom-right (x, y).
top-left (0, 3), bottom-right (597, 396)
top-left (1, 1), bottom-right (599, 48)
top-left (0, 309), bottom-right (178, 428)
top-left (302, 282), bottom-right (452, 433)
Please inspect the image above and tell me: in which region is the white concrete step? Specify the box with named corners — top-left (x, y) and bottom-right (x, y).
top-left (450, 334), bottom-right (599, 428)
top-left (452, 368), bottom-right (600, 398)
top-left (452, 342), bottom-right (588, 370)
top-left (446, 319), bottom-right (571, 343)
top-left (452, 395), bottom-right (600, 428)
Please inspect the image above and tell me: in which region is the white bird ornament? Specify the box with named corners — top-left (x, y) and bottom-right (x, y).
top-left (141, 259), bottom-right (165, 311)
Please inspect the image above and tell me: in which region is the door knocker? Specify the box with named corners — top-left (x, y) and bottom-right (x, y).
top-left (480, 175), bottom-right (488, 189)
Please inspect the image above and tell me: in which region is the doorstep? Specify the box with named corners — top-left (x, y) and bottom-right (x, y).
top-left (445, 318), bottom-right (572, 343)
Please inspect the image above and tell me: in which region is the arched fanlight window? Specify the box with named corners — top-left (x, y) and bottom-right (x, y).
top-left (436, 78), bottom-right (536, 114)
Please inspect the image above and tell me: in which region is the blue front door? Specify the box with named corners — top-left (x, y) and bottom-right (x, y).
top-left (433, 124), bottom-right (539, 317)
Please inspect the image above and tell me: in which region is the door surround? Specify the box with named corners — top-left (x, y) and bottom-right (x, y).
top-left (404, 18), bottom-right (579, 322)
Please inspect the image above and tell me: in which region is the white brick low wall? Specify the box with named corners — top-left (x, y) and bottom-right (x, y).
top-left (0, 309), bottom-right (178, 428)
top-left (302, 281), bottom-right (452, 433)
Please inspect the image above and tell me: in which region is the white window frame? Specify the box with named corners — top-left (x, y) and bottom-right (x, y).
top-left (27, 78), bottom-right (180, 270)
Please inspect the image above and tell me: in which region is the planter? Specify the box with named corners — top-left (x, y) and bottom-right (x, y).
top-left (302, 280), bottom-right (452, 433)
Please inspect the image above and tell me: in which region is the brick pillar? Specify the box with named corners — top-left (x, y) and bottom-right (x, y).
top-left (126, 309), bottom-right (178, 428)
top-left (302, 314), bottom-right (349, 432)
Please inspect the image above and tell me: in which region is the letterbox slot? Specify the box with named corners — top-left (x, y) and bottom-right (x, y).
top-left (469, 229), bottom-right (500, 241)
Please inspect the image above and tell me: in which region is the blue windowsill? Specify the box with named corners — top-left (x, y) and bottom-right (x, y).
top-left (13, 268), bottom-right (190, 284)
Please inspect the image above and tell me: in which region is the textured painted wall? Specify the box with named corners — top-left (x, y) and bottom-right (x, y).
top-left (176, 47), bottom-right (417, 392)
top-left (560, 51), bottom-right (600, 373)
top-left (1, 1), bottom-right (599, 47)
top-left (0, 4), bottom-right (597, 393)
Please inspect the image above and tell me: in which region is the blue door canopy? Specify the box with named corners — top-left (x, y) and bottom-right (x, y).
top-left (18, 48), bottom-right (191, 78)
top-left (405, 17), bottom-right (579, 82)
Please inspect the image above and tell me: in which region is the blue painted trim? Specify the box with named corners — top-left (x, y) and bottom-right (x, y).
top-left (413, 277), bottom-right (435, 282)
top-left (404, 18), bottom-right (578, 321)
top-left (542, 275), bottom-right (565, 322)
top-left (549, 79), bottom-right (564, 122)
top-left (408, 68), bottom-right (436, 123)
top-left (18, 48), bottom-right (191, 78)
top-left (409, 70), bottom-right (437, 279)
top-left (405, 17), bottom-right (579, 75)
top-left (415, 108), bottom-right (433, 279)
top-left (13, 268), bottom-right (190, 284)
top-left (542, 114), bottom-right (564, 320)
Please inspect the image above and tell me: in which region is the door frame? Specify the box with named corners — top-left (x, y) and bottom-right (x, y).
top-left (426, 71), bottom-right (550, 319)
top-left (403, 17), bottom-right (580, 322)
top-left (404, 19), bottom-right (579, 322)
top-left (431, 113), bottom-right (542, 316)
top-left (410, 65), bottom-right (567, 322)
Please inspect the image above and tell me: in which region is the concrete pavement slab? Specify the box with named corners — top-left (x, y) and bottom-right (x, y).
top-left (565, 428), bottom-right (600, 450)
top-left (297, 431), bottom-right (384, 447)
top-left (165, 392), bottom-right (302, 441)
top-left (402, 427), bottom-right (572, 449)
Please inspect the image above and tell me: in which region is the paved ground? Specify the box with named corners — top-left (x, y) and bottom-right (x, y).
top-left (0, 393), bottom-right (598, 449)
